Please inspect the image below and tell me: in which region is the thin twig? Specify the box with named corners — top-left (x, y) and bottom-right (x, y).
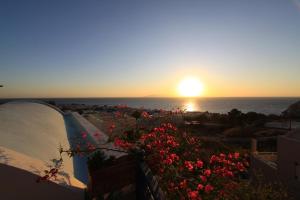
top-left (61, 147), bottom-right (128, 154)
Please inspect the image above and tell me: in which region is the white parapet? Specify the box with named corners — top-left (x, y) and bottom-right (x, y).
top-left (69, 112), bottom-right (127, 159)
top-left (70, 112), bottom-right (109, 144)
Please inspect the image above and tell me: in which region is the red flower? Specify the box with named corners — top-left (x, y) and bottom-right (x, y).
top-left (141, 111), bottom-right (151, 118)
top-left (196, 160), bottom-right (203, 168)
top-left (164, 158), bottom-right (173, 165)
top-left (180, 179), bottom-right (187, 189)
top-left (188, 190), bottom-right (199, 200)
top-left (204, 169), bottom-right (211, 177)
top-left (199, 175), bottom-right (207, 183)
top-left (81, 132), bottom-right (87, 139)
top-left (234, 152), bottom-right (240, 159)
top-left (210, 155), bottom-right (218, 163)
top-left (219, 153), bottom-right (226, 160)
top-left (204, 184), bottom-right (214, 193)
top-left (114, 138), bottom-right (122, 146)
top-left (170, 153), bottom-right (179, 161)
top-left (226, 170), bottom-right (234, 177)
top-left (236, 162), bottom-right (245, 171)
top-left (184, 161), bottom-right (194, 171)
top-left (159, 150), bottom-right (165, 156)
top-left (197, 183), bottom-right (204, 190)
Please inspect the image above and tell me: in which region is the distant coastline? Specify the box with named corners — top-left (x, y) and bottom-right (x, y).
top-left (1, 97), bottom-right (299, 115)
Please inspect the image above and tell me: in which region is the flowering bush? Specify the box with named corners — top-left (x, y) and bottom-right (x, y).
top-left (114, 123), bottom-right (249, 200)
top-left (37, 108), bottom-right (250, 199)
top-left (36, 107), bottom-right (295, 199)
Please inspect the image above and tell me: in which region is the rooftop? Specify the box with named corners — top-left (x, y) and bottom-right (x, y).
top-left (0, 101), bottom-right (85, 199)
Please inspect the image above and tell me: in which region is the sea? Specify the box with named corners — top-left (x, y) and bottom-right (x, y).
top-left (1, 97), bottom-right (299, 115)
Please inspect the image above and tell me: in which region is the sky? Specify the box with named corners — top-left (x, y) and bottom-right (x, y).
top-left (0, 0), bottom-right (300, 98)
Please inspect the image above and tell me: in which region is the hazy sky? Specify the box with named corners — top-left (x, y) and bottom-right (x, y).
top-left (1, 0), bottom-right (300, 98)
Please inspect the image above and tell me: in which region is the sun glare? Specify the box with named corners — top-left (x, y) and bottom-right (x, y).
top-left (178, 77), bottom-right (204, 97)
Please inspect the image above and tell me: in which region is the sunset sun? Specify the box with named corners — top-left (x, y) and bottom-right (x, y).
top-left (178, 77), bottom-right (204, 97)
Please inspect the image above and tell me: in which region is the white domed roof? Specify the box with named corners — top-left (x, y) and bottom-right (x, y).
top-left (0, 101), bottom-right (84, 189)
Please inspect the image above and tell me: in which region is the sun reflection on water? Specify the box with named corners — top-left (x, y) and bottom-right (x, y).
top-left (183, 101), bottom-right (199, 112)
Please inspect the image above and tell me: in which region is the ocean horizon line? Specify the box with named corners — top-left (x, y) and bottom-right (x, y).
top-left (1, 96), bottom-right (300, 99)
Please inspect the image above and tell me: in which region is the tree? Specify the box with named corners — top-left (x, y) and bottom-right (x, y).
top-left (131, 110), bottom-right (141, 120)
top-left (131, 110), bottom-right (142, 131)
top-left (228, 108), bottom-right (242, 119)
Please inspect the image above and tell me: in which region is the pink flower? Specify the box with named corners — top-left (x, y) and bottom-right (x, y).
top-left (197, 184), bottom-right (204, 190)
top-left (141, 111), bottom-right (150, 118)
top-left (114, 138), bottom-right (122, 146)
top-left (164, 158), bottom-right (173, 165)
top-left (188, 190), bottom-right (199, 199)
top-left (204, 169), bottom-right (211, 177)
top-left (184, 161), bottom-right (194, 171)
top-left (204, 184), bottom-right (214, 193)
top-left (199, 175), bottom-right (207, 183)
top-left (210, 155), bottom-right (218, 163)
top-left (159, 150), bottom-right (165, 156)
top-left (219, 153), bottom-right (226, 160)
top-left (226, 170), bottom-right (234, 177)
top-left (170, 153), bottom-right (179, 161)
top-left (196, 160), bottom-right (203, 168)
top-left (234, 152), bottom-right (240, 159)
top-left (179, 179), bottom-right (187, 189)
top-left (236, 162), bottom-right (245, 171)
top-left (81, 132), bottom-right (87, 139)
